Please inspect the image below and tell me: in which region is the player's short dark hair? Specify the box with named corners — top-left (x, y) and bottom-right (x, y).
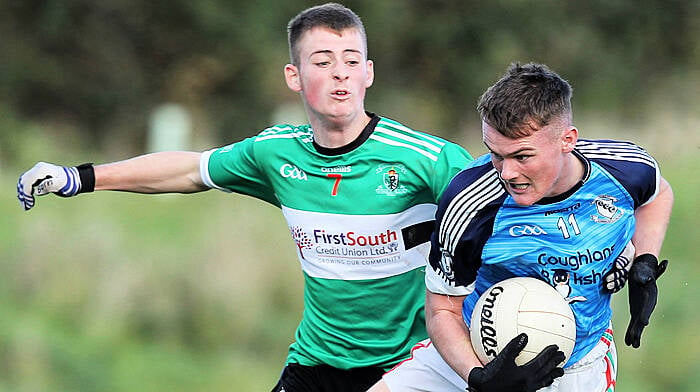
top-left (287, 3), bottom-right (367, 65)
top-left (477, 62), bottom-right (573, 138)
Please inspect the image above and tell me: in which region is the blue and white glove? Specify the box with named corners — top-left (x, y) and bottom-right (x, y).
top-left (17, 162), bottom-right (95, 211)
top-left (603, 241), bottom-right (636, 293)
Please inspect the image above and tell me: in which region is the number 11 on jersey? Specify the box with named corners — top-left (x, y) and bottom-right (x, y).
top-left (557, 213), bottom-right (581, 239)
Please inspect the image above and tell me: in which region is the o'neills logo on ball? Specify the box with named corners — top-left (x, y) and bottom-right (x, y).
top-left (478, 285), bottom-right (504, 359)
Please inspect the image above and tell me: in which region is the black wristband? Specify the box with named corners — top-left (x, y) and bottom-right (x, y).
top-left (76, 163), bottom-right (95, 193)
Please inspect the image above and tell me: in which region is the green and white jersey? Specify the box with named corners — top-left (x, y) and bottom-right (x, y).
top-left (200, 114), bottom-right (473, 369)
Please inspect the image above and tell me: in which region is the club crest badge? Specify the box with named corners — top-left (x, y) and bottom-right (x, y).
top-left (375, 164), bottom-right (409, 196)
top-left (384, 168), bottom-right (399, 191)
top-left (591, 195), bottom-right (623, 223)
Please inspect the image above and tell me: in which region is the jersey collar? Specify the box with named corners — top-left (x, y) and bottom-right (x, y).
top-left (312, 112), bottom-right (379, 156)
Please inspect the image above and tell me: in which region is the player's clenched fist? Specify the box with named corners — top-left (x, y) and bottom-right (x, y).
top-left (17, 162), bottom-right (95, 210)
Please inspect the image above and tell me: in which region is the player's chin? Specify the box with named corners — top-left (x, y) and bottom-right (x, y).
top-left (325, 108), bottom-right (361, 123)
top-left (512, 198), bottom-right (536, 207)
top-left (507, 190), bottom-right (538, 206)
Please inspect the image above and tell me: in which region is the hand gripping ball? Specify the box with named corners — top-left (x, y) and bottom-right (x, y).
top-left (470, 277), bottom-right (576, 366)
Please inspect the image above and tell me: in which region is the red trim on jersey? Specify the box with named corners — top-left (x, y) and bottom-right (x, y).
top-left (386, 340), bottom-right (433, 374)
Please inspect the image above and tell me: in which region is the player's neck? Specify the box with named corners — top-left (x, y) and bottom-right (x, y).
top-left (536, 152), bottom-right (587, 205)
top-left (310, 112), bottom-right (372, 149)
top-left (561, 152), bottom-right (586, 192)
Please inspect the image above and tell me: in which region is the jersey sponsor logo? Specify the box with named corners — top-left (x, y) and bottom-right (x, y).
top-left (313, 228), bottom-right (398, 246)
top-left (508, 225), bottom-right (548, 237)
top-left (375, 164), bottom-right (409, 196)
top-left (290, 227), bottom-right (403, 267)
top-left (543, 202), bottom-right (581, 216)
top-left (591, 195), bottom-right (623, 223)
top-left (540, 265), bottom-right (603, 302)
top-left (279, 163), bottom-right (308, 181)
top-left (538, 245), bottom-right (616, 303)
top-left (290, 226), bottom-right (314, 260)
top-left (321, 165), bottom-right (352, 173)
top-left (551, 269), bottom-right (587, 304)
top-left (537, 244), bottom-right (616, 271)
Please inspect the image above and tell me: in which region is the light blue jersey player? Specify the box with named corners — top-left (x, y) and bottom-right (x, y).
top-left (371, 63), bottom-right (672, 392)
top-left (433, 139), bottom-right (658, 368)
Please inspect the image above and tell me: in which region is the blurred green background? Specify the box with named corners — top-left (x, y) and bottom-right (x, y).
top-left (2, 0), bottom-right (699, 390)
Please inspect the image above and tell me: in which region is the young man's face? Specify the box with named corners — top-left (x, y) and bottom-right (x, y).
top-left (285, 26), bottom-right (374, 125)
top-left (482, 120), bottom-right (578, 206)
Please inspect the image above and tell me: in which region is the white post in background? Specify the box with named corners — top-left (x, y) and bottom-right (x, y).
top-left (271, 101), bottom-right (307, 126)
top-left (147, 103), bottom-right (192, 152)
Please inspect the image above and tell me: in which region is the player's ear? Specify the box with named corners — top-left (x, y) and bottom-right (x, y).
top-left (561, 126), bottom-right (578, 152)
top-left (365, 59), bottom-right (375, 88)
top-left (285, 64), bottom-right (302, 92)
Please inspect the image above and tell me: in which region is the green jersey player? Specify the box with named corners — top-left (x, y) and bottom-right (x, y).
top-left (17, 4), bottom-right (473, 391)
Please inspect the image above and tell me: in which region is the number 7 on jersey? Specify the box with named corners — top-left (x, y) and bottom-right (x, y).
top-left (327, 173), bottom-right (342, 196)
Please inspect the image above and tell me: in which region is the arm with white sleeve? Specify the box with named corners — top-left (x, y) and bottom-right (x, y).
top-left (17, 151), bottom-right (208, 211)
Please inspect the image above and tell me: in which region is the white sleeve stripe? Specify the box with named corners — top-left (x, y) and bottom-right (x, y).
top-left (258, 125), bottom-right (295, 135)
top-left (377, 119), bottom-right (447, 147)
top-left (440, 169), bottom-right (504, 253)
top-left (578, 152), bottom-right (656, 166)
top-left (576, 140), bottom-right (656, 167)
top-left (254, 132), bottom-right (313, 142)
top-left (373, 127), bottom-right (442, 153)
top-left (443, 182), bottom-right (503, 254)
top-left (369, 134), bottom-right (439, 161)
top-left (199, 149), bottom-right (232, 193)
top-left (581, 154), bottom-right (656, 166)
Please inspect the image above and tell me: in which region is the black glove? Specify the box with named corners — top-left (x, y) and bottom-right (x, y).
top-left (467, 333), bottom-right (565, 392)
top-left (625, 254), bottom-right (668, 348)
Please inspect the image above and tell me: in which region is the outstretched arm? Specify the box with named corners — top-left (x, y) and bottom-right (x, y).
top-left (18, 151), bottom-right (209, 210)
top-left (94, 151), bottom-right (207, 193)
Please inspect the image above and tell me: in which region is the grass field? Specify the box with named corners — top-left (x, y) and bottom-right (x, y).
top-left (2, 128), bottom-right (698, 390)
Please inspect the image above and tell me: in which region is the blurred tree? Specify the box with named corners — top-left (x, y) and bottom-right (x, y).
top-left (0, 0), bottom-right (698, 155)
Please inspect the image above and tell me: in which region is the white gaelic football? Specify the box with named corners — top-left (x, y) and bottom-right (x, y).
top-left (470, 277), bottom-right (576, 366)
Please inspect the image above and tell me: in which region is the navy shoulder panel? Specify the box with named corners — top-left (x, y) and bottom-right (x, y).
top-left (576, 139), bottom-right (658, 208)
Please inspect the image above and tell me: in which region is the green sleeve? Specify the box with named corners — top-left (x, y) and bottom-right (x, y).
top-left (205, 136), bottom-right (281, 207)
top-left (432, 141), bottom-right (473, 201)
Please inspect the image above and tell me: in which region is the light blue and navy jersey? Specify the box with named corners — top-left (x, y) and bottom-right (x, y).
top-left (425, 139), bottom-right (661, 367)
